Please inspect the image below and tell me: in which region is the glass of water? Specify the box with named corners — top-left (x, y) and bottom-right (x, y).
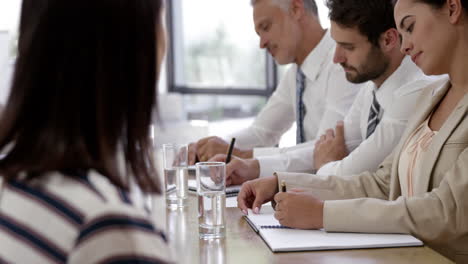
top-left (196, 162), bottom-right (226, 239)
top-left (162, 143), bottom-right (188, 209)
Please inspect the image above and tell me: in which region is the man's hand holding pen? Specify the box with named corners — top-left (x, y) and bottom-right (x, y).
top-left (209, 155), bottom-right (260, 186)
top-left (188, 136), bottom-right (254, 165)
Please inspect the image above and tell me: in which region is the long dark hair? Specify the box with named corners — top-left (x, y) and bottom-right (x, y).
top-left (17, 0), bottom-right (47, 54)
top-left (0, 0), bottom-right (164, 193)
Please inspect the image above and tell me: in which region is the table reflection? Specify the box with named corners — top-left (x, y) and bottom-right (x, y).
top-left (166, 207), bottom-right (193, 263)
top-left (199, 238), bottom-right (226, 264)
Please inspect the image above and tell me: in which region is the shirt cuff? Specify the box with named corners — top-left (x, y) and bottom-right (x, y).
top-left (253, 147), bottom-right (281, 158)
top-left (257, 155), bottom-right (286, 178)
top-left (316, 161), bottom-right (338, 176)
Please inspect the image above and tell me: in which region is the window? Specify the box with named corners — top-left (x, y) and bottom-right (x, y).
top-left (167, 0), bottom-right (278, 97)
top-left (166, 0), bottom-right (329, 122)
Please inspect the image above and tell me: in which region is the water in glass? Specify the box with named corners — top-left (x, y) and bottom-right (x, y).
top-left (198, 190), bottom-right (226, 239)
top-left (164, 167), bottom-right (188, 209)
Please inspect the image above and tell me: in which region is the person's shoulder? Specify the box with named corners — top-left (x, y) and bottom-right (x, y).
top-left (393, 57), bottom-right (446, 97)
top-left (71, 202), bottom-right (171, 264)
top-left (78, 171), bottom-right (153, 217)
top-left (73, 173), bottom-right (170, 259)
top-left (41, 170), bottom-right (155, 226)
top-left (79, 200), bottom-right (160, 237)
top-left (386, 75), bottom-right (450, 119)
top-left (423, 75), bottom-right (451, 97)
top-left (395, 74), bottom-right (449, 99)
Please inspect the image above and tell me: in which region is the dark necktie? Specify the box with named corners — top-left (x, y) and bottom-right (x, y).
top-left (366, 91), bottom-right (381, 138)
top-left (296, 68), bottom-right (306, 144)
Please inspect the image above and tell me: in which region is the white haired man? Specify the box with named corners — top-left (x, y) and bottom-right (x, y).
top-left (188, 0), bottom-right (360, 174)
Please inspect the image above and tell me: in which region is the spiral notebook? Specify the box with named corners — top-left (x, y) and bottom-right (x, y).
top-left (245, 206), bottom-right (423, 252)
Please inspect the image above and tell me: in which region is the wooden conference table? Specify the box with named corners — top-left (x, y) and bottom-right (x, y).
top-left (152, 193), bottom-right (452, 264)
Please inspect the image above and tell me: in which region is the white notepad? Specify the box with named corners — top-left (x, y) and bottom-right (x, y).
top-left (245, 206), bottom-right (423, 252)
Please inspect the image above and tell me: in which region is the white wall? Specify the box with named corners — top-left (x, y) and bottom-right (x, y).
top-left (0, 0), bottom-right (21, 33)
top-left (0, 0), bottom-right (21, 105)
top-left (317, 0), bottom-right (331, 28)
top-left (0, 32), bottom-right (8, 69)
top-left (0, 31), bottom-right (12, 105)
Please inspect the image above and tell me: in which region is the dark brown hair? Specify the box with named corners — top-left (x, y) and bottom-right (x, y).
top-left (327, 0), bottom-right (396, 46)
top-left (0, 0), bottom-right (164, 193)
top-left (17, 0), bottom-right (47, 54)
top-left (415, 0), bottom-right (467, 9)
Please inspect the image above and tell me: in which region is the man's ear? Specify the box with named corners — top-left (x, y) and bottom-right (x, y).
top-left (290, 0), bottom-right (306, 20)
top-left (379, 28), bottom-right (400, 52)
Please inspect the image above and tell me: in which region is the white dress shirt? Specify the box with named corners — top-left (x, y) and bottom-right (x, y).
top-left (258, 56), bottom-right (437, 177)
top-left (229, 30), bottom-right (360, 150)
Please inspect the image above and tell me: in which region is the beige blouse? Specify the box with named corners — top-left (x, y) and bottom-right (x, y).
top-left (398, 117), bottom-right (438, 197)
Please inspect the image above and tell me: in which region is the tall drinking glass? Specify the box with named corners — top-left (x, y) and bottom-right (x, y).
top-left (196, 162), bottom-right (226, 239)
top-left (162, 143), bottom-right (188, 209)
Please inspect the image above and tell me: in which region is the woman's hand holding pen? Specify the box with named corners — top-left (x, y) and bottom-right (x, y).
top-left (237, 175), bottom-right (279, 215)
top-left (274, 190), bottom-right (324, 229)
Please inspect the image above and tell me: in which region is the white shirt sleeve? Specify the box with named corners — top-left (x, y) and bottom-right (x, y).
top-left (317, 117), bottom-right (406, 176)
top-left (257, 141), bottom-right (317, 178)
top-left (317, 80), bottom-right (429, 176)
top-left (229, 66), bottom-right (296, 149)
top-left (256, 68), bottom-right (362, 178)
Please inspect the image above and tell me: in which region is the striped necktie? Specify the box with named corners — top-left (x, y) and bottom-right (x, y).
top-left (296, 68), bottom-right (306, 144)
top-left (366, 91), bottom-right (381, 138)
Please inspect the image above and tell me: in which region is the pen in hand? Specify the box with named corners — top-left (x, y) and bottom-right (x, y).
top-left (272, 180), bottom-right (287, 211)
top-left (225, 137), bottom-right (236, 164)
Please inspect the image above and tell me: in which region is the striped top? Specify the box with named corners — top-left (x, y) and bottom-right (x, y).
top-left (0, 170), bottom-right (173, 264)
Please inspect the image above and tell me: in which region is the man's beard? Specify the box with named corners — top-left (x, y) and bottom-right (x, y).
top-left (341, 46), bottom-right (389, 84)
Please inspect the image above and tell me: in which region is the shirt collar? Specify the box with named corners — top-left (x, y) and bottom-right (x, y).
top-left (373, 56), bottom-right (422, 108)
top-left (299, 30), bottom-right (335, 81)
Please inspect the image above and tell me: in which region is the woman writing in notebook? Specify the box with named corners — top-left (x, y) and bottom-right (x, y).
top-left (238, 0), bottom-right (468, 261)
top-left (0, 0), bottom-right (172, 263)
